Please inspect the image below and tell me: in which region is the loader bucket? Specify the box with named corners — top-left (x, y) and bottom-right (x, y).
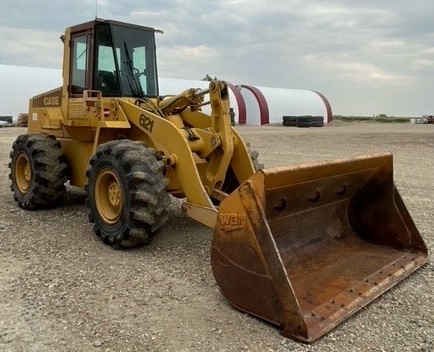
top-left (211, 153), bottom-right (428, 342)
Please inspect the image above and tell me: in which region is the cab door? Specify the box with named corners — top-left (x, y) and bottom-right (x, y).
top-left (67, 26), bottom-right (95, 127)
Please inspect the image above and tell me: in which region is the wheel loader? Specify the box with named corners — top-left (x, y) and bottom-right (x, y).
top-left (9, 19), bottom-right (428, 342)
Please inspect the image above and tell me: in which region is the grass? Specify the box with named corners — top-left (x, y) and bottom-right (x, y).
top-left (333, 115), bottom-right (411, 123)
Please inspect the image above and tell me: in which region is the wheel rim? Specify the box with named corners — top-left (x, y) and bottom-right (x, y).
top-left (15, 153), bottom-right (32, 193)
top-left (95, 168), bottom-right (124, 224)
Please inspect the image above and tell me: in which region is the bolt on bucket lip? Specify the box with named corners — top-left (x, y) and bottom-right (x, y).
top-left (212, 153), bottom-right (429, 342)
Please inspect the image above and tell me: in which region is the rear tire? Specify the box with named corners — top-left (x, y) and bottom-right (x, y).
top-left (85, 140), bottom-right (171, 248)
top-left (9, 134), bottom-right (67, 209)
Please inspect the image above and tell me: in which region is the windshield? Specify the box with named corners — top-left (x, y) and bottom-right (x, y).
top-left (94, 23), bottom-right (159, 97)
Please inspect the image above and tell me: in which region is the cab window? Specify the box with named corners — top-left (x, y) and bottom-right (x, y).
top-left (70, 34), bottom-right (88, 94)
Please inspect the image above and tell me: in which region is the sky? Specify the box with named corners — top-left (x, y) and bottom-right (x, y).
top-left (0, 0), bottom-right (433, 116)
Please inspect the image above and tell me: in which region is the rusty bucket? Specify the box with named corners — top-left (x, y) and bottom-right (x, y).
top-left (211, 153), bottom-right (428, 342)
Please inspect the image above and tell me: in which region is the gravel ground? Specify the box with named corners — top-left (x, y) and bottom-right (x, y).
top-left (0, 122), bottom-right (432, 352)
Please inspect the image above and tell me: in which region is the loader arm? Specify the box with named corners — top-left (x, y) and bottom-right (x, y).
top-left (204, 81), bottom-right (235, 196)
top-left (180, 109), bottom-right (256, 185)
top-left (158, 80), bottom-right (238, 195)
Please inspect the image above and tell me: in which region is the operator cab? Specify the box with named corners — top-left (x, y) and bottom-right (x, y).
top-left (68, 19), bottom-right (159, 98)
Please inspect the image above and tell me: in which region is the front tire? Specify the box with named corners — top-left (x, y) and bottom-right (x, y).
top-left (9, 134), bottom-right (68, 209)
top-left (85, 140), bottom-right (171, 248)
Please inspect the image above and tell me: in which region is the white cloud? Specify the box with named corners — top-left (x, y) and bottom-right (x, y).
top-left (158, 44), bottom-right (221, 79)
top-left (0, 26), bottom-right (62, 68)
top-left (130, 10), bottom-right (167, 18)
top-left (412, 59), bottom-right (434, 69)
top-left (302, 54), bottom-right (414, 84)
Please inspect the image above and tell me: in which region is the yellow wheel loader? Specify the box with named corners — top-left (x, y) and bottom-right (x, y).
top-left (9, 19), bottom-right (428, 342)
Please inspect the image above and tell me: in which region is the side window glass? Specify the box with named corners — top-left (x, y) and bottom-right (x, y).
top-left (71, 35), bottom-right (88, 94)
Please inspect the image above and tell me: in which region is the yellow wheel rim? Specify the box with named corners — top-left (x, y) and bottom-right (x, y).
top-left (15, 153), bottom-right (32, 193)
top-left (95, 168), bottom-right (124, 224)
